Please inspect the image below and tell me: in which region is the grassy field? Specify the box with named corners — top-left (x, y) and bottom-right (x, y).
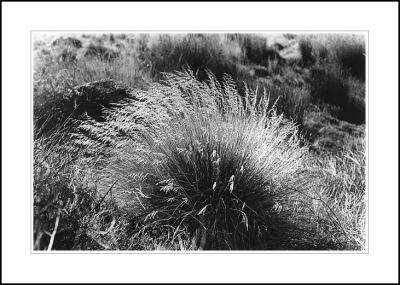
top-left (33, 33), bottom-right (366, 250)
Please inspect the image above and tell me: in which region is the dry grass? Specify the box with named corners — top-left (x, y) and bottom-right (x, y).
top-left (33, 33), bottom-right (366, 250)
top-left (73, 70), bottom-right (365, 250)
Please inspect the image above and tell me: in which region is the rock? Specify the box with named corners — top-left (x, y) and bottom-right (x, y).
top-left (65, 79), bottom-right (134, 121)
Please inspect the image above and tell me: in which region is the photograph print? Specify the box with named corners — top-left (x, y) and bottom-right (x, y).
top-left (33, 32), bottom-right (366, 251)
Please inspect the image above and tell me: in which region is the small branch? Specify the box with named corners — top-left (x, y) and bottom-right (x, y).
top-left (51, 156), bottom-right (78, 179)
top-left (47, 209), bottom-right (61, 251)
top-left (287, 186), bottom-right (349, 239)
top-left (177, 235), bottom-right (185, 251)
top-left (95, 180), bottom-right (118, 210)
top-left (198, 228), bottom-right (207, 250)
top-left (197, 215), bottom-right (207, 250)
top-left (34, 231), bottom-right (43, 250)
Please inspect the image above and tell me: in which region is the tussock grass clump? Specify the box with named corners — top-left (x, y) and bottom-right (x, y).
top-left (236, 34), bottom-right (284, 66)
top-left (52, 36), bottom-right (82, 49)
top-left (148, 34), bottom-right (240, 82)
top-left (327, 35), bottom-right (365, 81)
top-left (84, 43), bottom-right (120, 61)
top-left (258, 79), bottom-right (311, 124)
top-left (56, 48), bottom-right (78, 63)
top-left (299, 34), bottom-right (365, 80)
top-left (77, 70), bottom-right (309, 249)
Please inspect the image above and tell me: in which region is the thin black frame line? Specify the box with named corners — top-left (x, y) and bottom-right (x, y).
top-left (32, 29), bottom-right (369, 32)
top-left (30, 30), bottom-right (369, 255)
top-left (31, 31), bottom-right (33, 253)
top-left (366, 30), bottom-right (370, 254)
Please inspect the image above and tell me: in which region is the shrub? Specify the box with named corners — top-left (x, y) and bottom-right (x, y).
top-left (76, 70), bottom-right (310, 249)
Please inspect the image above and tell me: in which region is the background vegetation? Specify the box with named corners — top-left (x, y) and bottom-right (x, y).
top-left (33, 33), bottom-right (366, 250)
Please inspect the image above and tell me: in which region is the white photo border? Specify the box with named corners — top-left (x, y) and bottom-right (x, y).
top-left (2, 2), bottom-right (398, 283)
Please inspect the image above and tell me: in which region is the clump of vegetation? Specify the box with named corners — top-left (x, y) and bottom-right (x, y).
top-left (56, 48), bottom-right (77, 63)
top-left (329, 36), bottom-right (365, 81)
top-left (76, 71), bottom-right (313, 249)
top-left (308, 63), bottom-right (365, 124)
top-left (259, 79), bottom-right (311, 124)
top-left (298, 34), bottom-right (365, 80)
top-left (52, 36), bottom-right (83, 49)
top-left (34, 46), bottom-right (148, 136)
top-left (309, 64), bottom-right (349, 106)
top-left (34, 78), bottom-right (135, 137)
top-left (236, 34), bottom-right (285, 66)
top-left (148, 34), bottom-right (240, 82)
top-left (84, 43), bottom-right (120, 61)
top-left (298, 37), bottom-right (315, 66)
